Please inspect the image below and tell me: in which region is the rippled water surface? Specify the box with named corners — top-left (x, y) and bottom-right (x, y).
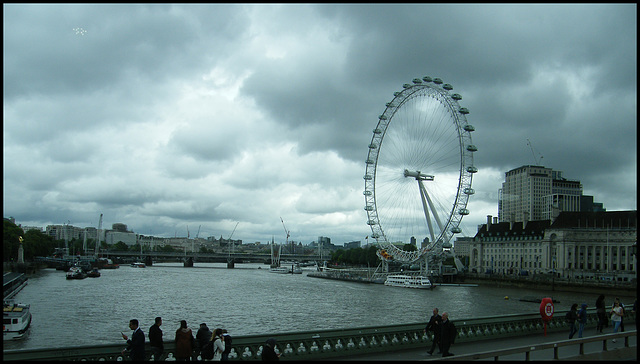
top-left (4, 262), bottom-right (634, 350)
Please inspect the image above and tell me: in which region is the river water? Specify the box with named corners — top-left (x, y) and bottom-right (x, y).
top-left (4, 262), bottom-right (635, 351)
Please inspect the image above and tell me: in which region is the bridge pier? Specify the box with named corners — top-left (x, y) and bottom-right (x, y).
top-left (227, 258), bottom-right (235, 269)
top-left (184, 257), bottom-right (193, 267)
top-left (144, 256), bottom-right (153, 267)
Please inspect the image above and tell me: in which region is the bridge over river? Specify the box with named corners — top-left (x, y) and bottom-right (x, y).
top-left (3, 309), bottom-right (635, 361)
top-left (35, 251), bottom-right (323, 268)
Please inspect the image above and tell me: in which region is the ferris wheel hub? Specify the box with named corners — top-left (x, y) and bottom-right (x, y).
top-left (403, 169), bottom-right (434, 181)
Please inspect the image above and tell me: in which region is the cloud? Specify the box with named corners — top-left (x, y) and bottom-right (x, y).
top-left (3, 4), bottom-right (636, 246)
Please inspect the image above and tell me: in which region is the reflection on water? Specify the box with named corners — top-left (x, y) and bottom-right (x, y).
top-left (4, 262), bottom-right (635, 350)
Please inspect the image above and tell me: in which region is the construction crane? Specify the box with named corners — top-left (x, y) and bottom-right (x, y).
top-left (281, 217), bottom-right (294, 254)
top-left (526, 139), bottom-right (543, 165)
top-left (95, 213), bottom-right (103, 257)
top-left (228, 222), bottom-right (239, 255)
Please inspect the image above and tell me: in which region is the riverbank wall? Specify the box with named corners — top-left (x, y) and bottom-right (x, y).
top-left (463, 275), bottom-right (637, 297)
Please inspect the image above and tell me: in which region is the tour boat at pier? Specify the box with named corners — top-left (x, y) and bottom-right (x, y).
top-left (3, 300), bottom-right (32, 340)
top-left (384, 275), bottom-right (433, 289)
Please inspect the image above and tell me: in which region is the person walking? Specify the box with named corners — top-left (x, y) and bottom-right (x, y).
top-left (595, 295), bottom-right (606, 334)
top-left (577, 303), bottom-right (588, 338)
top-left (261, 338), bottom-right (280, 361)
top-left (424, 307), bottom-right (442, 355)
top-left (149, 317), bottom-right (164, 361)
top-left (221, 329), bottom-right (232, 361)
top-left (196, 323), bottom-right (214, 361)
top-left (121, 319), bottom-right (146, 361)
top-left (610, 300), bottom-right (624, 342)
top-left (566, 303), bottom-right (579, 339)
top-left (615, 297), bottom-right (626, 332)
top-left (175, 320), bottom-right (195, 361)
top-left (440, 312), bottom-right (457, 357)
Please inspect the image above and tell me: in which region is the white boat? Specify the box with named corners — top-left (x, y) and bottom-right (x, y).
top-left (65, 266), bottom-right (87, 279)
top-left (3, 300), bottom-right (32, 340)
top-left (269, 266), bottom-right (291, 274)
top-left (131, 262), bottom-right (146, 268)
top-left (384, 275), bottom-right (433, 289)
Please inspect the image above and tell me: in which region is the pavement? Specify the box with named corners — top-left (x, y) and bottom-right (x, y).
top-left (334, 323), bottom-right (637, 361)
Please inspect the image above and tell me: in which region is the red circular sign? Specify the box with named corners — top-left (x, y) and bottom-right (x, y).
top-left (539, 297), bottom-right (554, 321)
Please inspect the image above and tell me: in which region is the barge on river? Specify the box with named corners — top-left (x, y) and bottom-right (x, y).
top-left (3, 300), bottom-right (32, 340)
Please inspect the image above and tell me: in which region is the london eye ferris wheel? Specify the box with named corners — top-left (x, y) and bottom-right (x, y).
top-left (363, 76), bottom-right (477, 267)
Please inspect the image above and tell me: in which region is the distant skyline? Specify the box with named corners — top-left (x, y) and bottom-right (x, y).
top-left (3, 4), bottom-right (637, 244)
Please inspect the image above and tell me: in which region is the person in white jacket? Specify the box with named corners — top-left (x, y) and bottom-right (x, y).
top-left (211, 328), bottom-right (225, 361)
top-left (610, 300), bottom-right (624, 342)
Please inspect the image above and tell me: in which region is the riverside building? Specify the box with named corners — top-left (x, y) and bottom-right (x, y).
top-left (467, 211), bottom-right (637, 282)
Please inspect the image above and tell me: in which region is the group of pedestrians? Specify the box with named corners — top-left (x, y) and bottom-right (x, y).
top-left (565, 295), bottom-right (636, 342)
top-left (424, 307), bottom-right (457, 357)
top-left (121, 317), bottom-right (232, 361)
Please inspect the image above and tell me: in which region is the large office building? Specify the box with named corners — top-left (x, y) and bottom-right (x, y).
top-left (498, 165), bottom-right (600, 223)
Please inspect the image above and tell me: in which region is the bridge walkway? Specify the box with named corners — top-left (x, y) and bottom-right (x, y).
top-left (337, 322), bottom-right (636, 361)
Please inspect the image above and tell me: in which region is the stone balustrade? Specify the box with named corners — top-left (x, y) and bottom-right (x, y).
top-left (3, 308), bottom-right (633, 361)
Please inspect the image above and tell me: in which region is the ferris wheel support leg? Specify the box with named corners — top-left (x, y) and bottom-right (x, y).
top-left (418, 182), bottom-right (436, 244)
top-left (421, 181), bottom-right (444, 232)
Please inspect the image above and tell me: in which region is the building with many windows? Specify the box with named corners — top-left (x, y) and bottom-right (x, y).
top-left (467, 211), bottom-right (636, 281)
top-left (498, 165), bottom-right (587, 223)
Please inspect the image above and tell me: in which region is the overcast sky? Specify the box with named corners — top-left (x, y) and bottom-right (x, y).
top-left (3, 4), bottom-right (637, 245)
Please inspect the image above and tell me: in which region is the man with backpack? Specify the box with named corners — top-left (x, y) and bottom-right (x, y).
top-left (222, 329), bottom-right (232, 361)
top-left (566, 303), bottom-right (579, 339)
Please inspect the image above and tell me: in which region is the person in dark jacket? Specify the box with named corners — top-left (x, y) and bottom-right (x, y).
top-left (149, 317), bottom-right (164, 361)
top-left (175, 320), bottom-right (195, 361)
top-left (440, 312), bottom-right (456, 357)
top-left (577, 303), bottom-right (588, 338)
top-left (424, 307), bottom-right (442, 355)
top-left (595, 295), bottom-right (606, 333)
top-left (566, 303), bottom-right (579, 339)
top-left (261, 338), bottom-right (280, 361)
top-left (221, 329), bottom-right (232, 361)
top-left (196, 323), bottom-right (213, 360)
top-left (122, 319), bottom-right (146, 361)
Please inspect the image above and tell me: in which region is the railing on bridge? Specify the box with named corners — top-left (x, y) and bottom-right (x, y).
top-left (438, 331), bottom-right (636, 361)
top-left (3, 309), bottom-right (634, 361)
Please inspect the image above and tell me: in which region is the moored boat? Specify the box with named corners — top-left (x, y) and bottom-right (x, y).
top-left (65, 266), bottom-right (87, 280)
top-left (130, 262), bottom-right (146, 268)
top-left (3, 300), bottom-right (32, 340)
top-left (96, 257), bottom-right (119, 269)
top-left (384, 274), bottom-right (433, 289)
top-left (86, 268), bottom-right (101, 278)
top-left (269, 266), bottom-right (291, 274)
